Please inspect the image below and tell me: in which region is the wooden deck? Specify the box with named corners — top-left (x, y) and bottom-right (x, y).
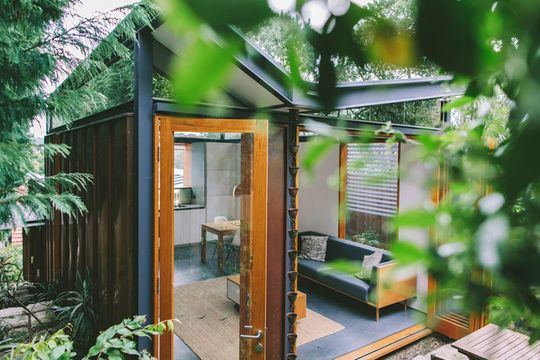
top-left (452, 323), bottom-right (540, 360)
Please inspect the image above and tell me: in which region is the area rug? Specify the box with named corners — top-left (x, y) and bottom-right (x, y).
top-left (174, 276), bottom-right (344, 360)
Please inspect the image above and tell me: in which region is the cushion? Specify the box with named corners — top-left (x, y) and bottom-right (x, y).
top-left (325, 272), bottom-right (371, 301)
top-left (299, 235), bottom-right (328, 262)
top-left (355, 250), bottom-right (383, 281)
top-left (297, 258), bottom-right (328, 279)
top-left (298, 259), bottom-right (371, 301)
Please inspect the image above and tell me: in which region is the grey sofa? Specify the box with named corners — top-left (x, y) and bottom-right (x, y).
top-left (298, 231), bottom-right (416, 320)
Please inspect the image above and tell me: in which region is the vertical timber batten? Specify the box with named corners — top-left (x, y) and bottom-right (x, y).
top-left (134, 28), bottom-right (154, 350)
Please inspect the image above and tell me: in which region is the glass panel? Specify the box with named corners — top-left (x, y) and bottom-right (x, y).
top-left (345, 142), bottom-right (399, 247)
top-left (172, 132), bottom-right (252, 360)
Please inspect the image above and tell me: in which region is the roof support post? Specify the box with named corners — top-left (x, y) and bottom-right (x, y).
top-left (135, 28), bottom-right (154, 350)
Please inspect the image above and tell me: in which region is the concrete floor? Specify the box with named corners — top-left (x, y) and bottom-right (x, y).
top-left (172, 243), bottom-right (426, 360)
top-left (297, 277), bottom-right (426, 359)
top-left (173, 242), bottom-right (238, 359)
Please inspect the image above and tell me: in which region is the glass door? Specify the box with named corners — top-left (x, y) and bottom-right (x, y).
top-left (154, 117), bottom-right (268, 359)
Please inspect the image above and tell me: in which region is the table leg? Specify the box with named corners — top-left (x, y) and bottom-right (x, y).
top-left (201, 228), bottom-right (207, 263)
top-left (218, 233), bottom-right (224, 272)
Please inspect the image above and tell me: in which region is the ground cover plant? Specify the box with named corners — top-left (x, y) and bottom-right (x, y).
top-left (3, 316), bottom-right (173, 360)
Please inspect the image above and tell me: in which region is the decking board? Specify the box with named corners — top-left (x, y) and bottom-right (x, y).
top-left (452, 324), bottom-right (540, 360)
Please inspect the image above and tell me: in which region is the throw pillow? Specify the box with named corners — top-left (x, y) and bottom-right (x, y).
top-left (299, 235), bottom-right (328, 262)
top-left (355, 250), bottom-right (383, 281)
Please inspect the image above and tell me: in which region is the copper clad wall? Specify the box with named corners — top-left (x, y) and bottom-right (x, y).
top-left (45, 114), bottom-right (137, 329)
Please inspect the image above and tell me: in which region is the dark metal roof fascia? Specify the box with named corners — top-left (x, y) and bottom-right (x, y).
top-left (293, 76), bottom-right (465, 110)
top-left (297, 113), bottom-right (442, 135)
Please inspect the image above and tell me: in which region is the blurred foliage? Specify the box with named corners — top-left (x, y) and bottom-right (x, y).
top-left (162, 0), bottom-right (540, 342)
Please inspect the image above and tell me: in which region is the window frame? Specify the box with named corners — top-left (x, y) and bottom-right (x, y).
top-left (173, 143), bottom-right (192, 187)
top-left (338, 139), bottom-right (401, 242)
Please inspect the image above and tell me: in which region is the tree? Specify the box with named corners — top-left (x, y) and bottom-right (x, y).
top-left (0, 0), bottom-right (155, 227)
top-left (160, 0), bottom-right (540, 341)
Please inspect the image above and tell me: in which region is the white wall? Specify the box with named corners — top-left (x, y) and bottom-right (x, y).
top-left (174, 208), bottom-right (206, 245)
top-left (173, 142), bottom-right (241, 246)
top-left (298, 143), bottom-right (340, 237)
top-left (206, 142), bottom-right (241, 223)
top-left (398, 143), bottom-right (431, 313)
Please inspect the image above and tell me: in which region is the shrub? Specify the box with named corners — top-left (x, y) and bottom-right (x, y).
top-left (1, 316), bottom-right (172, 360)
top-left (351, 230), bottom-right (384, 248)
top-left (0, 245), bottom-right (23, 308)
top-left (50, 270), bottom-right (97, 354)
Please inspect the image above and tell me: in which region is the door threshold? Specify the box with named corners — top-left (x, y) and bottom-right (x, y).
top-left (335, 323), bottom-right (433, 360)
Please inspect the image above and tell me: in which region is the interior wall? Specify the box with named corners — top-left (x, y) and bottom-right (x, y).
top-left (173, 142), bottom-right (241, 246)
top-left (398, 142), bottom-right (431, 313)
top-left (298, 142), bottom-right (340, 237)
top-left (205, 142), bottom-right (241, 222)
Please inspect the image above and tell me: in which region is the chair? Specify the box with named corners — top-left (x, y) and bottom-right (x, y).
top-left (225, 231), bottom-right (241, 269)
top-left (211, 216), bottom-right (234, 260)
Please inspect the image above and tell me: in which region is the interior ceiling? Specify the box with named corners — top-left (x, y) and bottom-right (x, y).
top-left (152, 23), bottom-right (285, 109)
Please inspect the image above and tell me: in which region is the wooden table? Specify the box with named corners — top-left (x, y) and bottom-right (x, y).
top-left (226, 275), bottom-right (307, 320)
top-left (201, 220), bottom-right (240, 272)
top-left (452, 323), bottom-right (540, 359)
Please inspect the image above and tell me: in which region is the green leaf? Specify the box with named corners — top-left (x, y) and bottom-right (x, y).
top-left (390, 241), bottom-right (429, 265)
top-left (301, 137), bottom-right (337, 174)
top-left (324, 259), bottom-right (362, 275)
top-left (172, 38), bottom-right (239, 106)
top-left (442, 96), bottom-right (475, 111)
top-left (392, 209), bottom-right (437, 228)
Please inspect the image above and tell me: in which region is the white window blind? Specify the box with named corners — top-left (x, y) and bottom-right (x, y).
top-left (346, 143), bottom-right (399, 217)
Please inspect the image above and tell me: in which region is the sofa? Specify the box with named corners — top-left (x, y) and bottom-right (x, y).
top-left (298, 231), bottom-right (417, 321)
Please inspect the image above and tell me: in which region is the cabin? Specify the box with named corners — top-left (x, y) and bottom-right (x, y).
top-left (30, 13), bottom-right (488, 360)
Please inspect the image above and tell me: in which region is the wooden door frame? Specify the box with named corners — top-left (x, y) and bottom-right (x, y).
top-left (426, 161), bottom-right (487, 339)
top-left (153, 116), bottom-right (268, 359)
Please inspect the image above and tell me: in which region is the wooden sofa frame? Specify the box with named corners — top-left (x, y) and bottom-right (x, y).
top-left (299, 261), bottom-right (417, 321)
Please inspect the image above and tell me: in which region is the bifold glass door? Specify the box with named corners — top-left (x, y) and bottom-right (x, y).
top-left (154, 117), bottom-right (268, 360)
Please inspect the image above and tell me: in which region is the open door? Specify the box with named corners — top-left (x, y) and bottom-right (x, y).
top-left (154, 117), bottom-right (268, 359)
top-left (427, 164), bottom-right (487, 339)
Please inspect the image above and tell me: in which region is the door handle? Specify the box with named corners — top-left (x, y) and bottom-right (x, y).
top-left (240, 330), bottom-right (262, 339)
top-left (240, 325), bottom-right (263, 339)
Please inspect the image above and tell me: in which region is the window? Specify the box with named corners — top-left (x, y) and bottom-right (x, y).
top-left (174, 143), bottom-right (192, 187)
top-left (343, 142), bottom-right (399, 245)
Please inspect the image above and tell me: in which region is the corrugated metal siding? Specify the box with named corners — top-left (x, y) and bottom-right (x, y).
top-left (45, 114), bottom-right (137, 329)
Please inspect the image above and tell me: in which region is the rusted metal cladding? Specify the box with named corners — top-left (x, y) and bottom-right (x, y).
top-left (45, 114), bottom-right (137, 329)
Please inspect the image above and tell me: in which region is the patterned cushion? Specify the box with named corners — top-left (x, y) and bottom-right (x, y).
top-left (299, 235), bottom-right (328, 262)
top-left (355, 250), bottom-right (383, 281)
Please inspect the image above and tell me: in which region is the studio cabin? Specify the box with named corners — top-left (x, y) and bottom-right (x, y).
top-left (27, 13), bottom-right (489, 360)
